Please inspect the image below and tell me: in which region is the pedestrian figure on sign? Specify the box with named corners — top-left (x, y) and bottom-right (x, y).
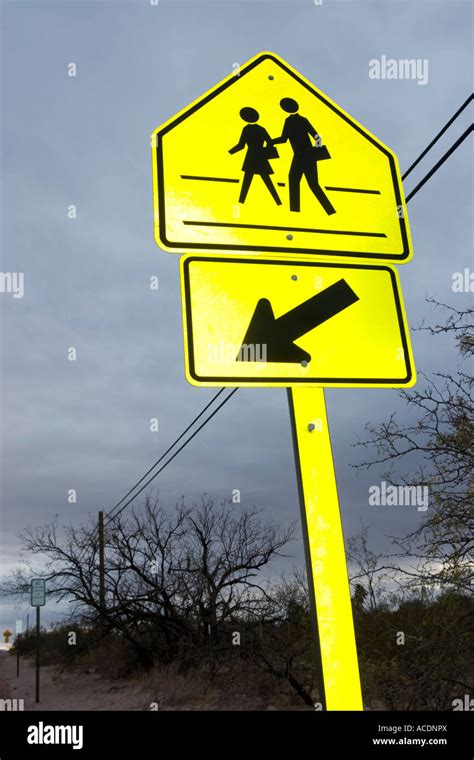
top-left (273, 97), bottom-right (336, 215)
top-left (229, 107), bottom-right (282, 205)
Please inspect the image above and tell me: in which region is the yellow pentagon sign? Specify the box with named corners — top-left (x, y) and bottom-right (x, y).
top-left (180, 255), bottom-right (416, 388)
top-left (152, 52), bottom-right (412, 262)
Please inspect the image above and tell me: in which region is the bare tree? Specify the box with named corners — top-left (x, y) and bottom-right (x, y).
top-left (353, 301), bottom-right (473, 593)
top-left (1, 494), bottom-right (295, 668)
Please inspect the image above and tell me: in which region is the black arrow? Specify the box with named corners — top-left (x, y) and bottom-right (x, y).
top-left (237, 279), bottom-right (359, 364)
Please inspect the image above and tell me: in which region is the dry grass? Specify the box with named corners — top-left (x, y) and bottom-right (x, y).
top-left (141, 660), bottom-right (311, 711)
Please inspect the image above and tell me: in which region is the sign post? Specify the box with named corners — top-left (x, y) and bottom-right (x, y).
top-left (31, 579), bottom-right (46, 704)
top-left (151, 51), bottom-right (416, 710)
top-left (15, 620), bottom-right (22, 677)
top-left (288, 387), bottom-right (363, 709)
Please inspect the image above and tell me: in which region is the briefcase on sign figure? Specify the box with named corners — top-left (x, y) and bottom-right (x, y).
top-left (312, 144), bottom-right (331, 161)
top-left (265, 144), bottom-right (280, 159)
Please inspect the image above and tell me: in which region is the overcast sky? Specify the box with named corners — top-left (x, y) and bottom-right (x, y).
top-left (0, 0), bottom-right (472, 631)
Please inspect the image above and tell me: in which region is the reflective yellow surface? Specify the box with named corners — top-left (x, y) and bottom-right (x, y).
top-left (180, 254), bottom-right (416, 387)
top-left (289, 387), bottom-right (363, 710)
top-left (152, 51), bottom-right (412, 262)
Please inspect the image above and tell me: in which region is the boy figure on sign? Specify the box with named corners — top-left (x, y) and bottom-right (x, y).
top-left (272, 97), bottom-right (336, 215)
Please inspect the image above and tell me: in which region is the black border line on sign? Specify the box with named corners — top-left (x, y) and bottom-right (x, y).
top-left (156, 53), bottom-right (410, 261)
top-left (182, 256), bottom-right (413, 386)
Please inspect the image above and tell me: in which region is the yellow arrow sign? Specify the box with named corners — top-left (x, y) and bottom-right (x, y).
top-left (152, 51), bottom-right (412, 262)
top-left (181, 254), bottom-right (416, 388)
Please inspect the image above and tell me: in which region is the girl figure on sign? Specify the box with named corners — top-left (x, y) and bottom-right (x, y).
top-left (229, 107), bottom-right (282, 206)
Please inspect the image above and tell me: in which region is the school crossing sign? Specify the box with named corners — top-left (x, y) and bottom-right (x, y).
top-left (151, 52), bottom-right (416, 712)
top-left (151, 51), bottom-right (412, 262)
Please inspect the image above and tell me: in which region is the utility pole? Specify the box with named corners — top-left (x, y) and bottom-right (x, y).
top-left (98, 511), bottom-right (105, 620)
top-left (15, 619), bottom-right (22, 677)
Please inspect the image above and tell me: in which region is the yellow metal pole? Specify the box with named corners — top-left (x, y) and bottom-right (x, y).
top-left (287, 386), bottom-right (363, 711)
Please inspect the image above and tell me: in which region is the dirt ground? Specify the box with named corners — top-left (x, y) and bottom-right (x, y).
top-left (0, 651), bottom-right (150, 711)
top-left (0, 651), bottom-right (300, 711)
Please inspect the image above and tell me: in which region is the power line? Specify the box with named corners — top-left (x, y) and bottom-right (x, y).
top-left (405, 125), bottom-right (473, 203)
top-left (402, 94), bottom-right (473, 180)
top-left (71, 389), bottom-right (229, 566)
top-left (104, 388), bottom-right (226, 522)
top-left (104, 388), bottom-right (239, 526)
